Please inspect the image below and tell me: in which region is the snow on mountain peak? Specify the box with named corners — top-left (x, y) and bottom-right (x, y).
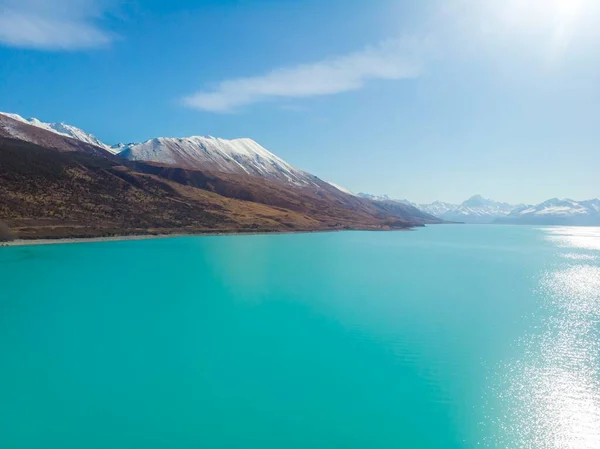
top-left (327, 182), bottom-right (355, 196)
top-left (0, 111), bottom-right (119, 154)
top-left (424, 196), bottom-right (516, 222)
top-left (1, 111), bottom-right (330, 187)
top-left (497, 198), bottom-right (600, 225)
top-left (118, 135), bottom-right (318, 186)
top-left (357, 193), bottom-right (521, 223)
top-left (513, 198), bottom-right (593, 217)
top-left (462, 194), bottom-right (487, 207)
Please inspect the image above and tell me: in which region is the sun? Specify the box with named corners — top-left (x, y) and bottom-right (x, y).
top-left (553, 0), bottom-right (585, 21)
top-left (498, 0), bottom-right (590, 26)
top-left (486, 0), bottom-right (595, 45)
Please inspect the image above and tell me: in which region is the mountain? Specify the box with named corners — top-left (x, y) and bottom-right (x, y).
top-left (118, 136), bottom-right (317, 186)
top-left (0, 112), bottom-right (440, 239)
top-left (416, 201), bottom-right (456, 217)
top-left (495, 198), bottom-right (600, 226)
top-left (422, 195), bottom-right (519, 224)
top-left (107, 129), bottom-right (439, 225)
top-left (0, 112), bottom-right (118, 154)
top-left (358, 193), bottom-right (519, 224)
top-left (1, 111), bottom-right (338, 188)
top-left (0, 112), bottom-right (115, 158)
top-left (0, 136), bottom-right (284, 237)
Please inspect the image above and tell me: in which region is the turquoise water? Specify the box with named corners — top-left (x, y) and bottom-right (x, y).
top-left (1, 225), bottom-right (599, 448)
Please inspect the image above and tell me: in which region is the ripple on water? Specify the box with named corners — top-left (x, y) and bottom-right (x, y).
top-left (486, 228), bottom-right (600, 448)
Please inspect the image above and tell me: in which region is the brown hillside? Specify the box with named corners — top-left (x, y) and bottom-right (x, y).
top-left (0, 137), bottom-right (412, 239)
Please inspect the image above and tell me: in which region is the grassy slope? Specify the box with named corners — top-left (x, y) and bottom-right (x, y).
top-left (0, 137), bottom-right (409, 239)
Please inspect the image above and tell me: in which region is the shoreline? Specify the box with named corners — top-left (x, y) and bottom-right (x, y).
top-left (2, 233), bottom-right (181, 247)
top-left (1, 227), bottom-right (418, 248)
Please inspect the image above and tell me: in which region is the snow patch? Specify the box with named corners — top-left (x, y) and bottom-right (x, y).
top-left (327, 182), bottom-right (354, 195)
top-left (0, 111), bottom-right (118, 154)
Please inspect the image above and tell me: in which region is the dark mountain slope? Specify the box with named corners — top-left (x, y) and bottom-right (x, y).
top-left (0, 137), bottom-right (426, 239)
top-left (0, 138), bottom-right (323, 239)
top-left (0, 110), bottom-right (441, 239)
top-left (129, 162), bottom-right (439, 227)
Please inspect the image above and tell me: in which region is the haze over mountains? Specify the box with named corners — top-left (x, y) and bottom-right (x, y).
top-left (496, 198), bottom-right (600, 226)
top-left (359, 193), bottom-right (600, 226)
top-left (416, 195), bottom-right (520, 224)
top-left (0, 112), bottom-right (439, 239)
top-left (358, 194), bottom-right (521, 224)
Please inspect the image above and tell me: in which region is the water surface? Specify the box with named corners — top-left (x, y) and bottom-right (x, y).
top-left (1, 225), bottom-right (599, 448)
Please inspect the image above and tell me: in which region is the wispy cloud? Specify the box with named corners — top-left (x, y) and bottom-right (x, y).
top-left (183, 38), bottom-right (423, 113)
top-left (0, 0), bottom-right (114, 50)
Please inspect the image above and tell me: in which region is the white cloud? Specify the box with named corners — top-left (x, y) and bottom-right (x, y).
top-left (183, 38), bottom-right (423, 113)
top-left (0, 0), bottom-right (114, 50)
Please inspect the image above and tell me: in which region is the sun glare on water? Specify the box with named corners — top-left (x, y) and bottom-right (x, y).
top-left (487, 227), bottom-right (600, 448)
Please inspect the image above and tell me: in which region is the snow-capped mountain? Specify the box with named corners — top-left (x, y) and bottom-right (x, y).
top-left (416, 196), bottom-right (518, 223)
top-left (0, 112), bottom-right (119, 154)
top-left (417, 201), bottom-right (457, 217)
top-left (496, 198), bottom-right (600, 226)
top-left (118, 137), bottom-right (318, 186)
top-left (0, 112), bottom-right (115, 157)
top-left (1, 110), bottom-right (443, 231)
top-left (0, 111), bottom-right (317, 185)
top-left (358, 194), bottom-right (520, 224)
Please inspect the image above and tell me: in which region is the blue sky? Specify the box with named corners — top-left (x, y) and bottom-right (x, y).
top-left (1, 0), bottom-right (599, 204)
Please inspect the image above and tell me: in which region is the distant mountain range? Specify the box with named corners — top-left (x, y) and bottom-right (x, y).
top-left (417, 195), bottom-right (520, 224)
top-left (358, 194), bottom-right (521, 224)
top-left (0, 112), bottom-right (439, 239)
top-left (495, 198), bottom-right (600, 226)
top-left (358, 193), bottom-right (600, 226)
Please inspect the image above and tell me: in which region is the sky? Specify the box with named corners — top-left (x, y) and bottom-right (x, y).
top-left (1, 0), bottom-right (599, 204)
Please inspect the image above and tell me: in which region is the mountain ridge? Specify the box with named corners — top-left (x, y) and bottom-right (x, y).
top-left (0, 111), bottom-right (322, 187)
top-left (0, 111), bottom-right (441, 239)
top-left (495, 198), bottom-right (600, 226)
top-left (118, 136), bottom-right (318, 186)
top-left (358, 192), bottom-right (600, 226)
top-left (358, 193), bottom-right (521, 224)
top-left (0, 112), bottom-right (119, 154)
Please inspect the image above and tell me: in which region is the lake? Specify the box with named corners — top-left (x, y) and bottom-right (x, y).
top-left (1, 225), bottom-right (599, 448)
